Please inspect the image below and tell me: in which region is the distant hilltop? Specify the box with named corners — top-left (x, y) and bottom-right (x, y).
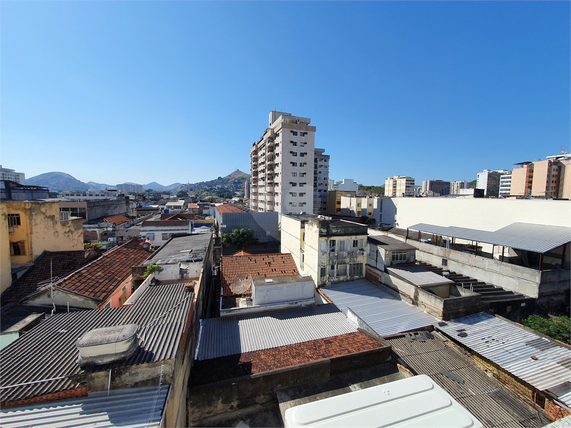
top-left (25, 170), bottom-right (249, 193)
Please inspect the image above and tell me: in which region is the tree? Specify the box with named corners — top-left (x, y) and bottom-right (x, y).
top-left (144, 264), bottom-right (164, 278)
top-left (523, 315), bottom-right (570, 344)
top-left (221, 228), bottom-right (257, 249)
top-left (176, 190), bottom-right (187, 198)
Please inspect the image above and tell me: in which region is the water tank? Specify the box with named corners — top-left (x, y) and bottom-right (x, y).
top-left (76, 324), bottom-right (139, 367)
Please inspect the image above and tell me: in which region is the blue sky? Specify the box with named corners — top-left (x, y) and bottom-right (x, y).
top-left (2, 1), bottom-right (569, 187)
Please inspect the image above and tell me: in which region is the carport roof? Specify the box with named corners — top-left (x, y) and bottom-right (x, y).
top-left (407, 222), bottom-right (571, 254)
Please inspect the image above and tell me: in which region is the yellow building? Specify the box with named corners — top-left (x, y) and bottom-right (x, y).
top-left (1, 201), bottom-right (84, 295)
top-left (326, 190), bottom-right (356, 215)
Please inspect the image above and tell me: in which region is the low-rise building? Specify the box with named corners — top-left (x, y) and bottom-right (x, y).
top-left (18, 239), bottom-right (151, 309)
top-left (140, 218), bottom-right (194, 248)
top-left (281, 215), bottom-right (368, 286)
top-left (0, 166), bottom-right (25, 184)
top-left (1, 200), bottom-right (84, 294)
top-left (499, 173), bottom-right (512, 197)
top-left (215, 204), bottom-right (278, 243)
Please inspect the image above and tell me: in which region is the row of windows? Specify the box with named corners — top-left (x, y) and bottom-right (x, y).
top-left (289, 152), bottom-right (308, 157)
top-left (290, 162), bottom-right (308, 167)
top-left (291, 172), bottom-right (307, 177)
top-left (290, 131), bottom-right (308, 137)
top-left (290, 141), bottom-right (307, 147)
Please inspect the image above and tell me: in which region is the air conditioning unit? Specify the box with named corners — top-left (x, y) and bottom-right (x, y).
top-left (8, 226), bottom-right (14, 233)
top-left (360, 251), bottom-right (366, 256)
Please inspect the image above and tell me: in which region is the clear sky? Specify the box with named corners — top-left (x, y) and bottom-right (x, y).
top-left (2, 1), bottom-right (569, 187)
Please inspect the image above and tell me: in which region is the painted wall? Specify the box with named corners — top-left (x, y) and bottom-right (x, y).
top-left (100, 276), bottom-right (132, 308)
top-left (0, 204), bottom-right (12, 294)
top-left (3, 201), bottom-right (83, 266)
top-left (252, 278), bottom-right (314, 305)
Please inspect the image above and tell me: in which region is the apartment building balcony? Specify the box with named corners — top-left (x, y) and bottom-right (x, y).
top-left (322, 250), bottom-right (365, 264)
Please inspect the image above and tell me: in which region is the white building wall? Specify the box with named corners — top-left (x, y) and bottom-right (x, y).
top-left (392, 197), bottom-right (571, 230)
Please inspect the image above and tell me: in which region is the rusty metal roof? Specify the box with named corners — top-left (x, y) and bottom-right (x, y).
top-left (436, 312), bottom-right (571, 408)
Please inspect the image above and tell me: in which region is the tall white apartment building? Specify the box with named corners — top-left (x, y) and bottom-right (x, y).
top-left (477, 169), bottom-right (510, 197)
top-left (0, 166), bottom-right (25, 184)
top-left (450, 180), bottom-right (470, 195)
top-left (251, 111), bottom-right (327, 215)
top-left (385, 176), bottom-right (415, 197)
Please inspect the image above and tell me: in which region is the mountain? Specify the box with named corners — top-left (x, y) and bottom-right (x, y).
top-left (143, 182), bottom-right (182, 192)
top-left (27, 172), bottom-right (90, 192)
top-left (25, 170), bottom-right (247, 193)
top-left (87, 181), bottom-right (115, 190)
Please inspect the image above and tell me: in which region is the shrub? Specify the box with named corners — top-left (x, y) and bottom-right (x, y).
top-left (523, 315), bottom-right (570, 344)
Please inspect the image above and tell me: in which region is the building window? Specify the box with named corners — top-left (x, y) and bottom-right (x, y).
top-left (320, 267), bottom-right (326, 277)
top-left (292, 172), bottom-right (297, 177)
top-left (300, 162), bottom-right (306, 167)
top-left (300, 132), bottom-right (307, 136)
top-left (162, 233), bottom-right (171, 240)
top-left (291, 182), bottom-right (297, 187)
top-left (299, 183), bottom-right (305, 187)
top-left (291, 131), bottom-right (298, 136)
top-left (290, 192), bottom-right (297, 197)
top-left (291, 141), bottom-right (297, 146)
top-left (300, 142), bottom-right (306, 147)
top-left (330, 239), bottom-right (336, 252)
top-left (10, 241), bottom-right (25, 256)
top-left (392, 252), bottom-right (408, 262)
top-left (299, 192), bottom-right (306, 197)
top-left (291, 152), bottom-right (298, 156)
top-left (291, 162), bottom-right (297, 166)
top-left (7, 214), bottom-right (21, 226)
top-left (300, 173), bottom-right (306, 177)
top-left (300, 153), bottom-right (305, 157)
top-left (338, 264), bottom-right (347, 276)
top-left (349, 263), bottom-right (363, 277)
top-left (353, 240), bottom-right (359, 248)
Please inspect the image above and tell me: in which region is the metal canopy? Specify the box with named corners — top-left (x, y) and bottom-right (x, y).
top-left (408, 222), bottom-right (571, 253)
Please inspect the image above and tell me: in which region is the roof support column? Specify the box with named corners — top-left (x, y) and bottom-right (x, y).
top-left (561, 244), bottom-right (567, 269)
top-left (539, 253), bottom-right (543, 272)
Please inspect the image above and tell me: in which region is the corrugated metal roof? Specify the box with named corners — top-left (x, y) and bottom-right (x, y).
top-left (386, 265), bottom-right (455, 287)
top-left (384, 332), bottom-right (549, 428)
top-left (0, 281), bottom-right (193, 405)
top-left (437, 312), bottom-right (571, 407)
top-left (408, 222), bottom-right (571, 253)
top-left (320, 279), bottom-right (438, 337)
top-left (196, 304), bottom-right (357, 360)
top-left (0, 385), bottom-right (169, 428)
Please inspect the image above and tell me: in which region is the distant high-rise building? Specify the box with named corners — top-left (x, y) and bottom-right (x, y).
top-left (0, 166), bottom-right (25, 184)
top-left (421, 180), bottom-right (450, 196)
top-left (450, 181), bottom-right (469, 195)
top-left (510, 153), bottom-right (571, 199)
top-left (250, 111), bottom-right (328, 215)
top-left (385, 176), bottom-right (415, 197)
top-left (244, 181), bottom-right (250, 199)
top-left (117, 183), bottom-right (143, 194)
top-left (313, 148), bottom-right (330, 214)
top-left (476, 169), bottom-right (509, 197)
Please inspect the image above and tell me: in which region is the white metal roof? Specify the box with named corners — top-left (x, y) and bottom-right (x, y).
top-left (284, 374), bottom-right (483, 428)
top-left (196, 304), bottom-right (357, 360)
top-left (0, 385), bottom-right (169, 428)
top-left (437, 312), bottom-right (571, 407)
top-left (320, 279), bottom-right (438, 337)
top-left (386, 265), bottom-right (455, 287)
top-left (408, 222), bottom-right (571, 253)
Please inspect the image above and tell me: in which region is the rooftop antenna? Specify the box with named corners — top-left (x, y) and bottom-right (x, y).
top-left (561, 147), bottom-right (566, 155)
top-left (50, 259), bottom-right (55, 317)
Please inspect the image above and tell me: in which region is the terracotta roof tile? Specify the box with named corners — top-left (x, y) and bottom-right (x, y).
top-left (103, 215), bottom-right (132, 226)
top-left (216, 204), bottom-right (248, 214)
top-left (220, 253), bottom-right (299, 296)
top-left (189, 332), bottom-right (385, 386)
top-left (1, 251), bottom-right (95, 306)
top-left (44, 240), bottom-right (151, 303)
top-left (188, 204), bottom-right (199, 209)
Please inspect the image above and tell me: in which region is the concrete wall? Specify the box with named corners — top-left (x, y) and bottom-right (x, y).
top-left (252, 279), bottom-right (314, 305)
top-left (408, 240), bottom-right (543, 298)
top-left (365, 266), bottom-right (483, 320)
top-left (218, 212), bottom-right (279, 243)
top-left (85, 198), bottom-right (130, 222)
top-left (24, 287), bottom-right (98, 309)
